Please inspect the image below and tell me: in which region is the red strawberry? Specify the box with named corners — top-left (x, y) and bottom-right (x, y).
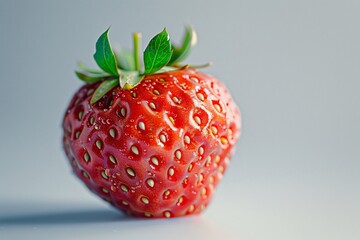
top-left (63, 27), bottom-right (241, 218)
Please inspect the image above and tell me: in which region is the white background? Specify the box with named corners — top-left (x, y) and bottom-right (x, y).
top-left (0, 0), bottom-right (359, 239)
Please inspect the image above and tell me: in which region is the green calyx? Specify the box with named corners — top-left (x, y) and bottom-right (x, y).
top-left (76, 26), bottom-right (202, 104)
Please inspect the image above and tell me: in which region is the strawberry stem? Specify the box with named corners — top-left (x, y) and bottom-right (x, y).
top-left (133, 32), bottom-right (142, 71)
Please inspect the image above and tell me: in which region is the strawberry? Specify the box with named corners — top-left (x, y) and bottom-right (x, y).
top-left (62, 26), bottom-right (241, 218)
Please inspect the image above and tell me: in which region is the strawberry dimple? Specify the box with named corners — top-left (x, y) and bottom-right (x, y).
top-left (63, 68), bottom-right (240, 218)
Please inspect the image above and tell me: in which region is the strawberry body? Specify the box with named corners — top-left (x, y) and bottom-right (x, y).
top-left (63, 68), bottom-right (240, 218)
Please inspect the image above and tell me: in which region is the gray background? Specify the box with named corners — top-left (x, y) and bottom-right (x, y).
top-left (0, 0), bottom-right (359, 239)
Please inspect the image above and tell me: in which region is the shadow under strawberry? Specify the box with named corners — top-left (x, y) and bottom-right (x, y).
top-left (0, 208), bottom-right (127, 225)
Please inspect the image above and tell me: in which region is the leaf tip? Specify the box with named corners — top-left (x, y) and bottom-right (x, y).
top-left (90, 96), bottom-right (97, 105)
top-left (93, 26), bottom-right (119, 77)
top-left (187, 25), bottom-right (197, 45)
top-left (75, 70), bottom-right (82, 77)
top-left (162, 27), bottom-right (170, 39)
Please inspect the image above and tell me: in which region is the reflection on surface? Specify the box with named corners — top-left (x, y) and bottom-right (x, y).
top-left (0, 200), bottom-right (230, 240)
top-left (0, 200), bottom-right (133, 225)
top-left (0, 209), bottom-right (128, 225)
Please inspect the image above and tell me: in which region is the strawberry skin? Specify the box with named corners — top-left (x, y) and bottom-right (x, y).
top-left (63, 68), bottom-right (240, 218)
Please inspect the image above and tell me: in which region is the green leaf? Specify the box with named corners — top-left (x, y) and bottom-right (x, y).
top-left (114, 48), bottom-right (135, 71)
top-left (154, 66), bottom-right (178, 73)
top-left (77, 62), bottom-right (105, 75)
top-left (143, 28), bottom-right (172, 74)
top-left (75, 71), bottom-right (110, 83)
top-left (90, 78), bottom-right (118, 104)
top-left (168, 25), bottom-right (197, 65)
top-left (119, 71), bottom-right (144, 89)
top-left (93, 28), bottom-right (119, 76)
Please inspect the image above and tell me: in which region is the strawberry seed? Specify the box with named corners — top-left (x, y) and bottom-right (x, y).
top-left (196, 92), bottom-right (205, 101)
top-left (213, 103), bottom-right (221, 113)
top-left (220, 137), bottom-right (228, 145)
top-left (190, 77), bottom-right (199, 83)
top-left (164, 190), bottom-right (170, 196)
top-left (172, 96), bottom-right (179, 103)
top-left (109, 155), bottom-right (117, 164)
top-left (199, 146), bottom-right (205, 155)
top-left (211, 126), bottom-right (218, 135)
top-left (84, 152), bottom-right (90, 162)
top-left (78, 111), bottom-right (83, 120)
top-left (175, 150), bottom-right (182, 160)
top-left (96, 140), bottom-right (103, 149)
top-left (149, 102), bottom-right (156, 110)
top-left (131, 145), bottom-right (139, 155)
top-left (146, 179), bottom-right (155, 187)
top-left (168, 167), bottom-right (174, 176)
top-left (188, 205), bottom-right (195, 213)
top-left (120, 184), bottom-right (128, 192)
top-left (101, 170), bottom-right (109, 179)
top-left (82, 171), bottom-right (90, 179)
top-left (120, 108), bottom-right (127, 117)
top-left (75, 130), bottom-right (81, 139)
top-left (184, 135), bottom-right (191, 144)
top-left (141, 197), bottom-right (149, 204)
top-left (194, 116), bottom-right (201, 125)
top-left (151, 157), bottom-right (159, 166)
top-left (89, 116), bottom-right (95, 125)
top-left (109, 128), bottom-right (116, 138)
top-left (159, 134), bottom-right (166, 143)
top-left (126, 167), bottom-right (135, 177)
top-left (144, 212), bottom-right (152, 217)
top-left (102, 188), bottom-right (109, 193)
top-left (138, 121), bottom-right (146, 130)
top-left (164, 211), bottom-right (171, 218)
